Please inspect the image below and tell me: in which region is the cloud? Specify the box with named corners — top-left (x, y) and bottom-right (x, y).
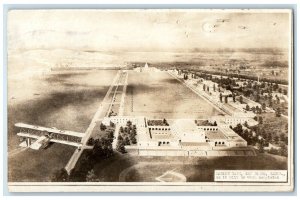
top-left (8, 10), bottom-right (291, 51)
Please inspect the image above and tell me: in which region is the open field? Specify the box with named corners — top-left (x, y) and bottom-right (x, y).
top-left (124, 70), bottom-right (221, 119)
top-left (8, 70), bottom-right (117, 181)
top-left (76, 152), bottom-right (287, 182)
top-left (119, 153), bottom-right (287, 182)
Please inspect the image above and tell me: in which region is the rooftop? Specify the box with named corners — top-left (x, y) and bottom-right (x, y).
top-left (205, 131), bottom-right (227, 140)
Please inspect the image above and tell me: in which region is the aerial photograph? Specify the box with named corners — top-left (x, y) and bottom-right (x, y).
top-left (7, 9), bottom-right (293, 191)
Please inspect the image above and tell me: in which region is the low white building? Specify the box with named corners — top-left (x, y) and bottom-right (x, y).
top-left (104, 116), bottom-right (248, 156)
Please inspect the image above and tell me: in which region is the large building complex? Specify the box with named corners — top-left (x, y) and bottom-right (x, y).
top-left (102, 115), bottom-right (255, 157)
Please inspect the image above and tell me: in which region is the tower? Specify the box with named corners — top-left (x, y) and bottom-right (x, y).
top-left (144, 62), bottom-right (149, 69)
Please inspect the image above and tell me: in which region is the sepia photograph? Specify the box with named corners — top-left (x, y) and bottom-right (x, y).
top-left (6, 8), bottom-right (294, 192)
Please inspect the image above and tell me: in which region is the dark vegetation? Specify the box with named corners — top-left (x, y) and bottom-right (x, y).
top-left (231, 122), bottom-right (288, 157)
top-left (195, 120), bottom-right (217, 126)
top-left (116, 121), bottom-right (137, 153)
top-left (147, 119), bottom-right (169, 126)
top-left (181, 69), bottom-right (288, 116)
top-left (51, 121), bottom-right (115, 181)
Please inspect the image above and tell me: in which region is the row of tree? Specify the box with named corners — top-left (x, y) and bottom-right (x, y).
top-left (51, 122), bottom-right (116, 182)
top-left (116, 121), bottom-right (137, 153)
top-left (231, 123), bottom-right (288, 157)
top-left (184, 68), bottom-right (288, 85)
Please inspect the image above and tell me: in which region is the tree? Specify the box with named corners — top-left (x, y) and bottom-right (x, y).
top-left (124, 137), bottom-right (130, 145)
top-left (126, 120), bottom-right (132, 127)
top-left (110, 121), bottom-right (115, 128)
top-left (213, 121), bottom-right (217, 126)
top-left (267, 132), bottom-right (273, 142)
top-left (106, 129), bottom-right (114, 141)
top-left (256, 107), bottom-right (262, 114)
top-left (279, 144), bottom-right (288, 157)
top-left (219, 93), bottom-right (223, 102)
top-left (255, 94), bottom-right (260, 102)
top-left (100, 123), bottom-right (106, 131)
top-left (243, 121), bottom-right (249, 128)
top-left (274, 135), bottom-right (279, 144)
top-left (233, 124), bottom-right (243, 135)
top-left (183, 74), bottom-right (188, 80)
top-left (262, 103), bottom-right (266, 110)
top-left (273, 83), bottom-right (279, 91)
top-left (131, 136), bottom-right (137, 144)
top-left (259, 116), bottom-right (263, 125)
top-left (86, 169), bottom-right (100, 182)
top-left (232, 93), bottom-right (236, 102)
top-left (163, 118), bottom-right (167, 125)
top-left (275, 108), bottom-right (281, 117)
top-left (116, 135), bottom-right (126, 153)
top-left (279, 133), bottom-right (286, 143)
top-left (269, 99), bottom-right (273, 107)
top-left (245, 104), bottom-right (250, 111)
top-left (276, 96), bottom-right (280, 104)
top-left (203, 84), bottom-right (206, 91)
top-left (87, 137), bottom-right (95, 146)
top-left (258, 142), bottom-right (264, 153)
top-left (92, 132), bottom-right (114, 158)
top-left (239, 95), bottom-right (243, 104)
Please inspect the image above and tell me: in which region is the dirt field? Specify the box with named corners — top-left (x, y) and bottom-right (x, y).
top-left (124, 70), bottom-right (221, 119)
top-left (8, 70), bottom-right (118, 181)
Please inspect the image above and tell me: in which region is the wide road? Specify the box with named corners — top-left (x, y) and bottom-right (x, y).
top-left (65, 70), bottom-right (122, 174)
top-left (65, 70), bottom-right (129, 174)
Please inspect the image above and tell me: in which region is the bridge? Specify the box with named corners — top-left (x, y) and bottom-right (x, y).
top-left (15, 123), bottom-right (84, 150)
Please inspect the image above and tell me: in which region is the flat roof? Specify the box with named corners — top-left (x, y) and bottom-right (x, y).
top-left (15, 123), bottom-right (85, 138)
top-left (205, 131), bottom-right (227, 140)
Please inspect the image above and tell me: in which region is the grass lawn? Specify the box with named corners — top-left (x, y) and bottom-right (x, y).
top-left (93, 153), bottom-right (138, 182)
top-left (8, 144), bottom-right (75, 182)
top-left (124, 71), bottom-right (221, 119)
top-left (255, 112), bottom-right (289, 136)
top-left (121, 153), bottom-right (287, 182)
top-left (8, 70), bottom-right (117, 182)
top-left (76, 152), bottom-right (287, 182)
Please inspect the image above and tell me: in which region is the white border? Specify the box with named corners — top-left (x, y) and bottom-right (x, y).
top-left (1, 0), bottom-right (299, 197)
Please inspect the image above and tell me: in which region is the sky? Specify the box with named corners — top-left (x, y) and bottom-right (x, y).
top-left (7, 9), bottom-right (292, 52)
